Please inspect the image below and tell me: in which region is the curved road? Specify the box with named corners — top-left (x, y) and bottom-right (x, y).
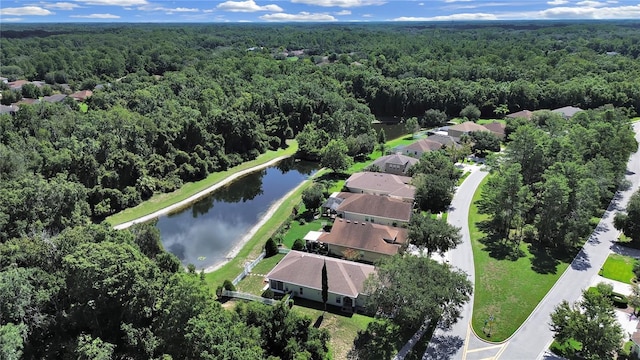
top-left (113, 155), bottom-right (292, 230)
top-left (501, 122), bottom-right (640, 359)
top-left (424, 165), bottom-right (488, 360)
top-left (424, 122), bottom-right (640, 359)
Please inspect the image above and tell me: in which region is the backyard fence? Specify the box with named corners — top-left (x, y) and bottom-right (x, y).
top-left (221, 290), bottom-right (279, 306)
top-left (232, 251), bottom-right (266, 285)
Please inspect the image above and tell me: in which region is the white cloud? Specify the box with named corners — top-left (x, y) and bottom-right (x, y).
top-left (70, 12), bottom-right (120, 18)
top-left (138, 5), bottom-right (199, 13)
top-left (291, 0), bottom-right (385, 8)
top-left (362, 13), bottom-right (373, 17)
top-left (576, 1), bottom-right (606, 6)
top-left (444, 0), bottom-right (473, 2)
top-left (335, 10), bottom-right (351, 15)
top-left (260, 11), bottom-right (337, 21)
top-left (73, 0), bottom-right (147, 6)
top-left (217, 0), bottom-right (283, 12)
top-left (547, 0), bottom-right (568, 4)
top-left (541, 4), bottom-right (640, 18)
top-left (393, 12), bottom-right (497, 21)
top-left (0, 6), bottom-right (53, 15)
top-left (42, 2), bottom-right (80, 10)
top-left (418, 2), bottom-right (424, 5)
top-left (1, 17), bottom-right (25, 21)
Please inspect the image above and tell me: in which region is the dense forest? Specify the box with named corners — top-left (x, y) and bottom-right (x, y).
top-left (1, 22), bottom-right (640, 359)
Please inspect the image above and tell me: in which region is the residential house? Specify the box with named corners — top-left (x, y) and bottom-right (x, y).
top-left (31, 81), bottom-right (46, 88)
top-left (402, 138), bottom-right (444, 158)
top-left (482, 121), bottom-right (507, 140)
top-left (344, 172), bottom-right (415, 202)
top-left (447, 121), bottom-right (490, 140)
top-left (552, 106), bottom-right (584, 119)
top-left (7, 80), bottom-right (29, 91)
top-left (426, 133), bottom-right (458, 147)
top-left (70, 90), bottom-right (93, 102)
top-left (0, 105), bottom-right (17, 116)
top-left (15, 98), bottom-right (40, 106)
top-left (42, 94), bottom-right (67, 103)
top-left (505, 110), bottom-right (534, 120)
top-left (367, 153), bottom-right (418, 175)
top-left (0, 77), bottom-right (8, 84)
top-left (266, 250), bottom-right (375, 313)
top-left (306, 218), bottom-right (408, 263)
top-left (323, 192), bottom-right (413, 226)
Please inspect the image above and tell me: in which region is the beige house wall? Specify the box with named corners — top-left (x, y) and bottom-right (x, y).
top-left (269, 280), bottom-right (364, 310)
top-left (338, 211), bottom-right (407, 227)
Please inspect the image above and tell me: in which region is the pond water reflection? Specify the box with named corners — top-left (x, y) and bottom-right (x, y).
top-left (156, 158), bottom-right (318, 270)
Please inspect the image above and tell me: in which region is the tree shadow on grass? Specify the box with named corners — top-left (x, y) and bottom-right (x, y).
top-left (477, 220), bottom-right (525, 261)
top-left (528, 241), bottom-right (581, 274)
top-left (348, 320), bottom-right (402, 360)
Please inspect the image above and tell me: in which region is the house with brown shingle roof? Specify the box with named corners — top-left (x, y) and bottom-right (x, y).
top-left (69, 90), bottom-right (93, 102)
top-left (266, 250), bottom-right (375, 312)
top-left (344, 172), bottom-right (415, 202)
top-left (506, 110), bottom-right (534, 120)
top-left (324, 192), bottom-right (413, 226)
top-left (368, 154), bottom-right (418, 176)
top-left (308, 218), bottom-right (407, 263)
top-left (7, 80), bottom-right (29, 90)
top-left (482, 121), bottom-right (507, 140)
top-left (447, 121), bottom-right (490, 139)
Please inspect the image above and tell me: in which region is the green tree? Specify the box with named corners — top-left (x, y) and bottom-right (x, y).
top-left (550, 284), bottom-right (624, 360)
top-left (407, 213), bottom-right (462, 255)
top-left (410, 151), bottom-right (460, 213)
top-left (469, 131), bottom-right (501, 157)
top-left (0, 323), bottom-right (27, 360)
top-left (614, 189), bottom-right (640, 243)
top-left (302, 183), bottom-right (325, 214)
top-left (75, 334), bottom-right (116, 360)
top-left (265, 238), bottom-right (279, 257)
top-left (460, 104), bottom-right (481, 122)
top-left (377, 128), bottom-right (387, 154)
top-left (405, 117), bottom-right (420, 136)
top-left (320, 139), bottom-right (352, 174)
top-left (422, 109), bottom-right (448, 127)
top-left (365, 254), bottom-right (472, 330)
top-left (628, 283), bottom-right (640, 316)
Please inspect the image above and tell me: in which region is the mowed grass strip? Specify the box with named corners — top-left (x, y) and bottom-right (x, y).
top-left (470, 175), bottom-right (569, 342)
top-left (106, 140), bottom-right (299, 226)
top-left (600, 253), bottom-right (637, 284)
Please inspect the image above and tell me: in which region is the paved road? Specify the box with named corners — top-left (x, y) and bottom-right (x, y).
top-left (499, 122), bottom-right (640, 359)
top-left (113, 155), bottom-right (292, 230)
top-left (423, 165), bottom-right (488, 360)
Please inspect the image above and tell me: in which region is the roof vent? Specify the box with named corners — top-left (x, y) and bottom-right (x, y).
top-left (346, 220), bottom-right (351, 223)
top-left (354, 221), bottom-right (358, 225)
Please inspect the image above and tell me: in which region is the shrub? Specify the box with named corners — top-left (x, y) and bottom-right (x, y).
top-left (262, 289), bottom-right (275, 299)
top-left (292, 239), bottom-right (305, 251)
top-left (611, 292), bottom-right (628, 308)
top-left (265, 238), bottom-right (279, 257)
top-left (223, 279), bottom-right (236, 292)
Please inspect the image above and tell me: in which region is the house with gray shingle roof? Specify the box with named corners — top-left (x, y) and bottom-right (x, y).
top-left (368, 153), bottom-right (419, 175)
top-left (552, 106), bottom-right (584, 119)
top-left (266, 250), bottom-right (375, 313)
top-left (506, 110), bottom-right (534, 120)
top-left (323, 192), bottom-right (413, 226)
top-left (344, 172), bottom-right (415, 202)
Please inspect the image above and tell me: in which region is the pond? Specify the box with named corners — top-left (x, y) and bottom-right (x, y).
top-left (372, 120), bottom-right (405, 141)
top-left (156, 158), bottom-right (318, 270)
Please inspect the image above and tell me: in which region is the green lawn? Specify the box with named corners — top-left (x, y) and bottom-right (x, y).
top-left (457, 171), bottom-right (470, 186)
top-left (477, 119), bottom-right (506, 125)
top-left (107, 140), bottom-right (298, 225)
top-left (600, 254), bottom-right (637, 284)
top-left (470, 175), bottom-right (571, 341)
top-left (282, 219), bottom-right (324, 248)
top-left (235, 254), bottom-right (285, 295)
top-left (78, 103), bottom-right (88, 113)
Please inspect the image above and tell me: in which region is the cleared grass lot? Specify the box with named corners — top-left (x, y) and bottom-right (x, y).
top-left (600, 253), bottom-right (636, 284)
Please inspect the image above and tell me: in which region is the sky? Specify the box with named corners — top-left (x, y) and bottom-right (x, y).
top-left (0, 0), bottom-right (639, 23)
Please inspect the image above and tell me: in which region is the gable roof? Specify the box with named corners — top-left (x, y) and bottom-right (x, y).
top-left (426, 134), bottom-right (458, 147)
top-left (319, 218), bottom-right (407, 255)
top-left (70, 90), bottom-right (93, 101)
top-left (266, 250), bottom-right (375, 298)
top-left (552, 106), bottom-right (583, 118)
top-left (42, 94), bottom-right (67, 103)
top-left (403, 139), bottom-right (444, 153)
top-left (482, 121), bottom-right (506, 135)
top-left (506, 110), bottom-right (533, 120)
top-left (369, 154), bottom-right (419, 170)
top-left (344, 172), bottom-right (415, 199)
top-left (448, 121), bottom-right (489, 133)
top-left (335, 193), bottom-right (413, 222)
top-left (8, 80), bottom-right (29, 90)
